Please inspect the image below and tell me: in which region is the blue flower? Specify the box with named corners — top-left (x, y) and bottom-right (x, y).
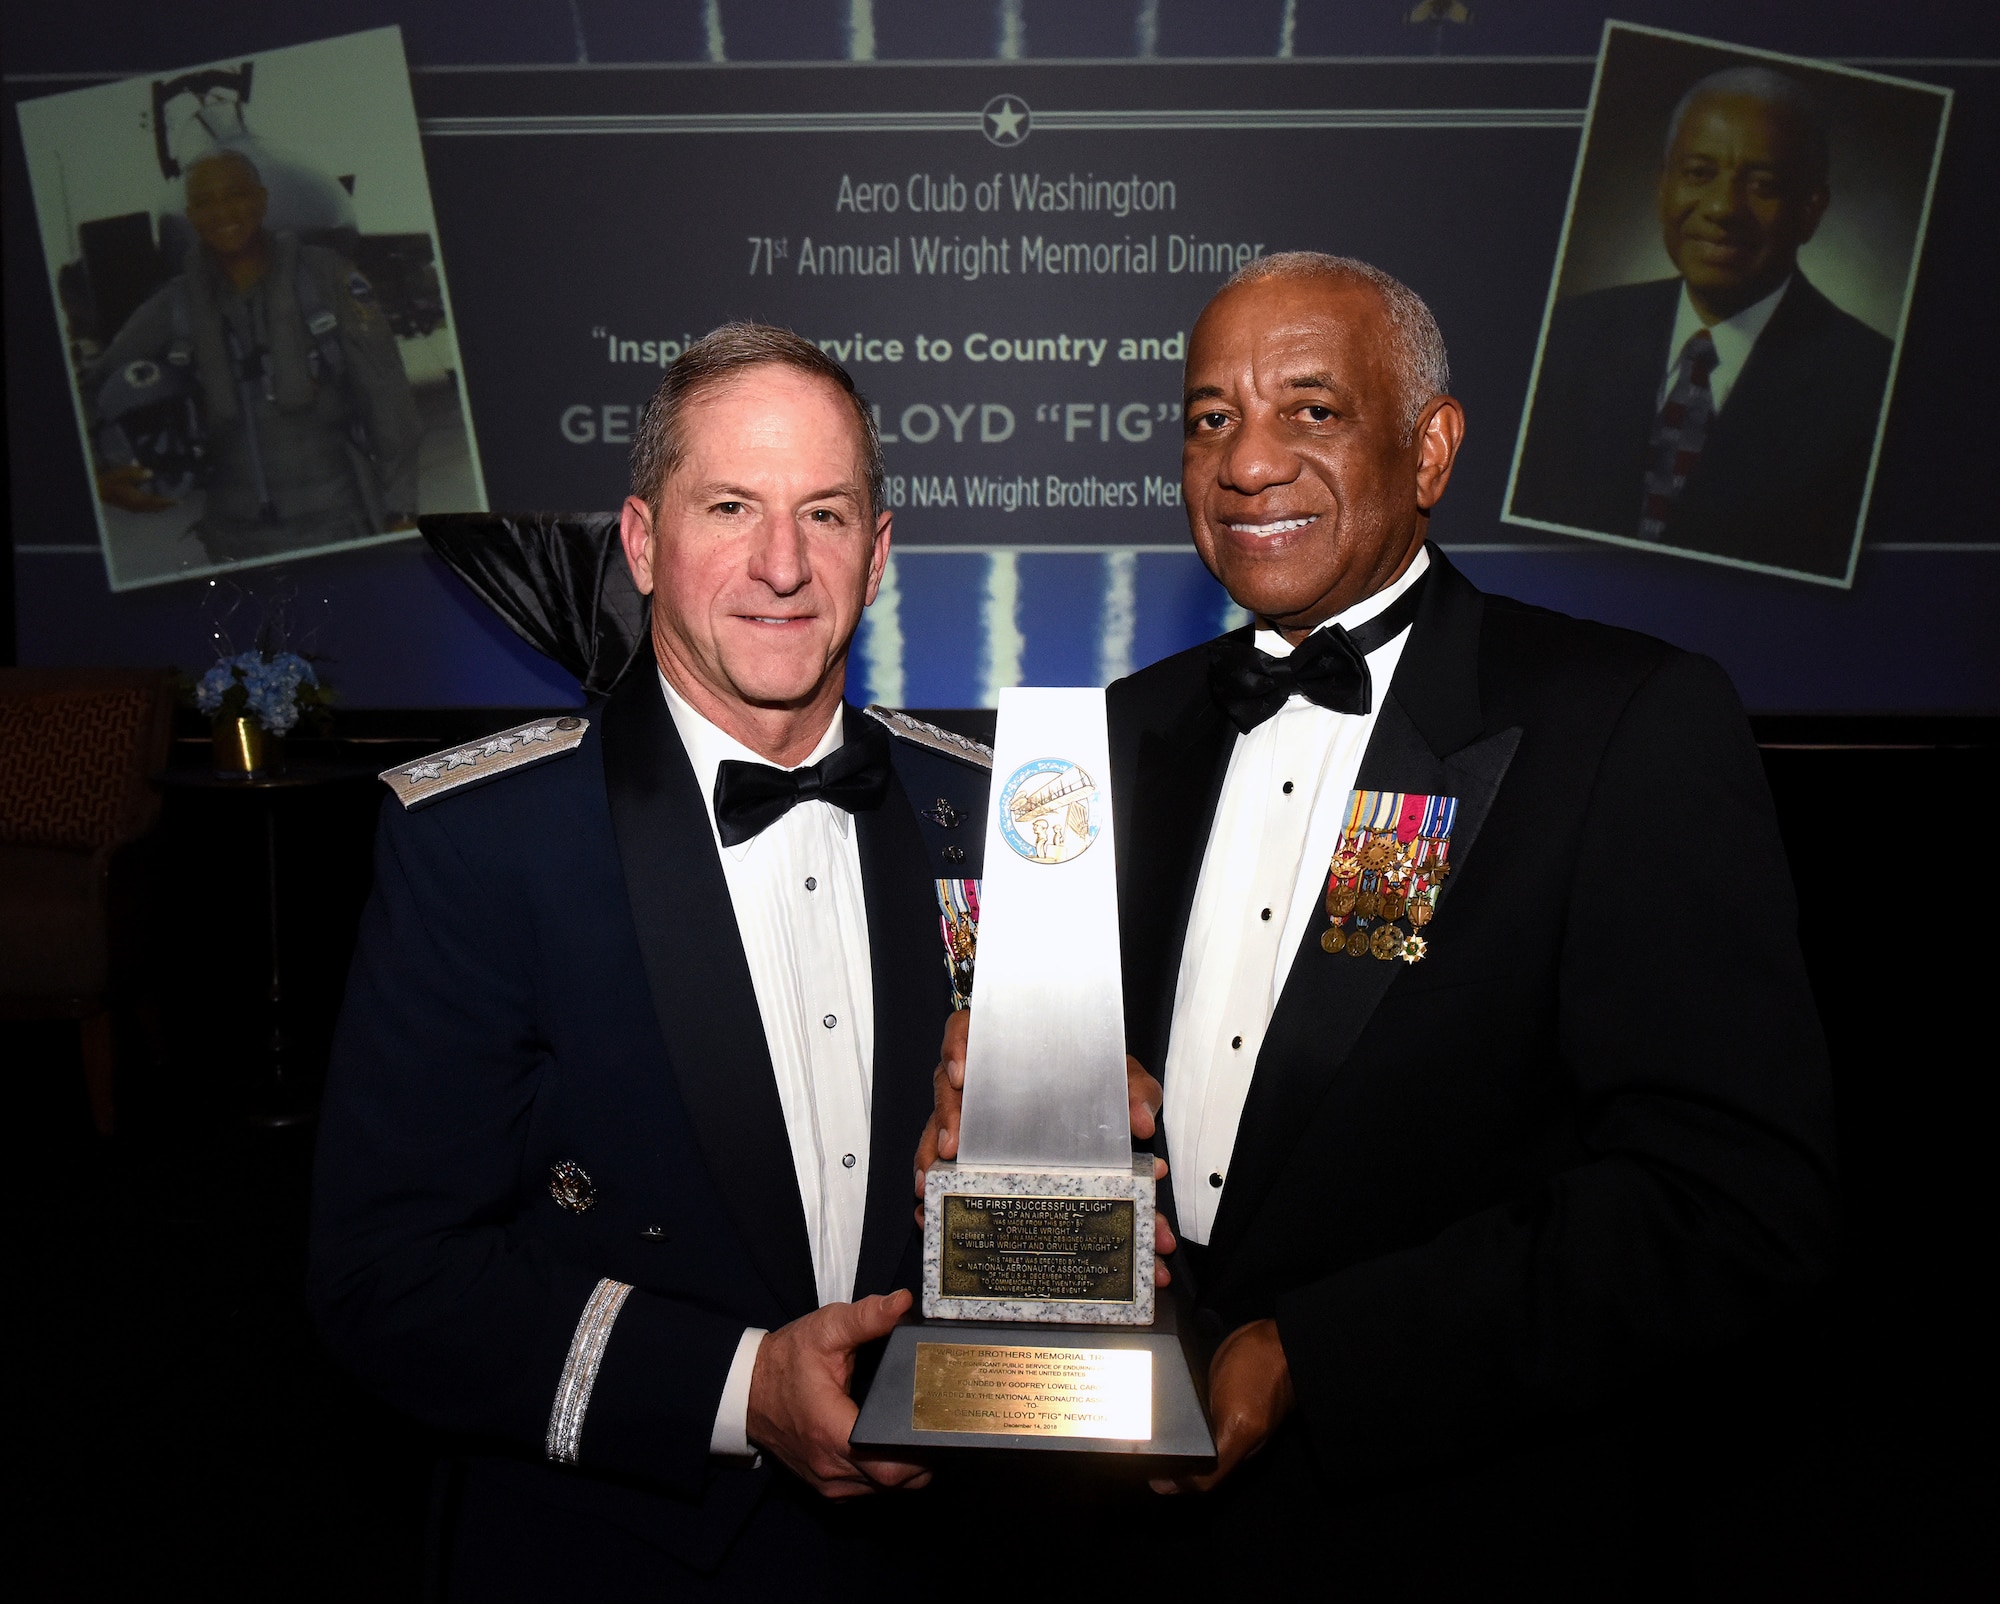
top-left (194, 662), bottom-right (237, 715)
top-left (199, 649), bottom-right (319, 733)
top-left (242, 664), bottom-right (296, 733)
top-left (269, 651), bottom-right (318, 687)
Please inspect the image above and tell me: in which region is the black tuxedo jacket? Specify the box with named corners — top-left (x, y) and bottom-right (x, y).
top-left (1510, 272), bottom-right (1892, 579)
top-left (308, 673), bottom-right (982, 1581)
top-left (1108, 550), bottom-right (1835, 1576)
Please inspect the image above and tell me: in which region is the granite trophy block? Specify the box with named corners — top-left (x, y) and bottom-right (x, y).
top-left (852, 688), bottom-right (1214, 1466)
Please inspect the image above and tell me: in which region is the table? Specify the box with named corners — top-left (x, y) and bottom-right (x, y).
top-left (154, 760), bottom-right (382, 1126)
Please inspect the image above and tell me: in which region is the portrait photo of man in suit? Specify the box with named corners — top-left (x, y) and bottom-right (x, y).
top-left (309, 324), bottom-right (993, 1600)
top-left (1507, 28), bottom-right (1949, 585)
top-left (926, 251), bottom-right (1836, 1592)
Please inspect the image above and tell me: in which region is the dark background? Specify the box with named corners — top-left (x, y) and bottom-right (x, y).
top-left (6, 4), bottom-right (1997, 1598)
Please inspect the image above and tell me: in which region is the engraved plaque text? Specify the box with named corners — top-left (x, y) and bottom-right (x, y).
top-left (940, 1194), bottom-right (1135, 1302)
top-left (911, 1343), bottom-right (1152, 1438)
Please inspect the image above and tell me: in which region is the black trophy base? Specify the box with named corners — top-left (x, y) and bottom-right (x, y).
top-left (851, 1295), bottom-right (1214, 1469)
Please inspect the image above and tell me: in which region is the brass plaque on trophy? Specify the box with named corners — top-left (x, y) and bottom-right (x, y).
top-left (851, 688), bottom-right (1214, 1466)
top-left (939, 1195), bottom-right (1136, 1303)
top-left (911, 1343), bottom-right (1152, 1439)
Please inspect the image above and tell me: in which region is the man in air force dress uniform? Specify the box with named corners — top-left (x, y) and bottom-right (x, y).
top-left (310, 325), bottom-right (989, 1599)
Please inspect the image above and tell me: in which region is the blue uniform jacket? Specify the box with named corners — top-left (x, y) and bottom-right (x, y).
top-left (308, 670), bottom-right (988, 1568)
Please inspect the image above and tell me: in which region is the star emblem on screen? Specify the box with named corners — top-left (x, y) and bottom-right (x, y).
top-left (982, 95), bottom-right (1030, 147)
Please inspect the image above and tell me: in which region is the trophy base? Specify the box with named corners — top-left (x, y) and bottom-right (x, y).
top-left (923, 1157), bottom-right (1155, 1323)
top-left (850, 1300), bottom-right (1215, 1466)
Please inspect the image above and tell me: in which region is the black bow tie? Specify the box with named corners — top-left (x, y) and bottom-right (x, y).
top-left (1207, 570), bottom-right (1429, 733)
top-left (713, 716), bottom-right (892, 847)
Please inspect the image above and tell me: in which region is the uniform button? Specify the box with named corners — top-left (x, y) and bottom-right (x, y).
top-left (842, 1153), bottom-right (857, 1169)
top-left (945, 844), bottom-right (965, 864)
top-left (555, 716), bottom-right (582, 731)
top-left (823, 1014), bottom-right (838, 1029)
top-left (1260, 907), bottom-right (1271, 921)
top-left (639, 1224), bottom-right (668, 1242)
top-left (1282, 781), bottom-right (1294, 794)
top-left (1231, 1035), bottom-right (1243, 1049)
top-left (805, 876), bottom-right (817, 891)
top-left (1209, 1172), bottom-right (1224, 1188)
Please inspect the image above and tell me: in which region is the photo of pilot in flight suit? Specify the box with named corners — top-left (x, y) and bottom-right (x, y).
top-left (85, 147), bottom-right (422, 565)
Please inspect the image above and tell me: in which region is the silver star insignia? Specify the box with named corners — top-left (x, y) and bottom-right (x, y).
top-left (518, 723), bottom-right (556, 745)
top-left (985, 97), bottom-right (1027, 144)
top-left (443, 748), bottom-right (481, 770)
top-left (482, 736), bottom-right (520, 757)
top-left (403, 761), bottom-right (444, 782)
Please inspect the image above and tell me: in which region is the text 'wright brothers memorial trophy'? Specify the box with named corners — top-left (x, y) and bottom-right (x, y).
top-left (853, 688), bottom-right (1214, 1466)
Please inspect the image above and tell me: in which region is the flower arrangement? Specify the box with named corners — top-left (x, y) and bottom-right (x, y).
top-left (180, 575), bottom-right (337, 774)
top-left (194, 650), bottom-right (334, 736)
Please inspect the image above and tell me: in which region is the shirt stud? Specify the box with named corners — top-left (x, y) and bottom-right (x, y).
top-left (1282, 781), bottom-right (1295, 794)
top-left (1231, 1035), bottom-right (1243, 1049)
top-left (823, 1013), bottom-right (837, 1029)
top-left (1209, 1172), bottom-right (1224, 1188)
top-left (1260, 908), bottom-right (1272, 921)
top-left (805, 876), bottom-right (817, 891)
top-left (842, 1153), bottom-right (857, 1169)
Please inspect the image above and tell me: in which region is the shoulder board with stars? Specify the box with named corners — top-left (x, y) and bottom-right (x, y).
top-left (380, 715), bottom-right (588, 810)
top-left (863, 705), bottom-right (992, 771)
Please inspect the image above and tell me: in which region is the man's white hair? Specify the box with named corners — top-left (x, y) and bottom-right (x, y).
top-left (1664, 66), bottom-right (1831, 188)
top-left (1217, 252), bottom-right (1452, 442)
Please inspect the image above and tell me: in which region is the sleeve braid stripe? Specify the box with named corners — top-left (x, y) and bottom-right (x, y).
top-left (545, 1278), bottom-right (633, 1464)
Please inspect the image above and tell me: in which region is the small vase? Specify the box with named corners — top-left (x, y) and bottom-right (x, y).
top-left (213, 715), bottom-right (284, 779)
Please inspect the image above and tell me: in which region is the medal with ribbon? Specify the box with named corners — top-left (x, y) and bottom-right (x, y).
top-left (935, 878), bottom-right (981, 1009)
top-left (1320, 789), bottom-right (1458, 963)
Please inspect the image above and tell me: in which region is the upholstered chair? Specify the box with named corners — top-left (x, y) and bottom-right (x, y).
top-left (0, 668), bottom-right (175, 1135)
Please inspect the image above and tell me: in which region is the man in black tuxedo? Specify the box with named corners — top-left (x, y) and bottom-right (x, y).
top-left (1510, 66), bottom-right (1891, 580)
top-left (310, 325), bottom-right (991, 1598)
top-left (927, 253), bottom-right (1833, 1590)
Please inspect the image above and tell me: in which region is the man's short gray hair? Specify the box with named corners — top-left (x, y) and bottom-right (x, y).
top-left (1218, 252), bottom-right (1451, 441)
top-left (1664, 66), bottom-right (1831, 188)
top-left (630, 322), bottom-right (885, 517)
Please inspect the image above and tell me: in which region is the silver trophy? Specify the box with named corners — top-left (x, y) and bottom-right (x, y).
top-left (854, 689), bottom-right (1213, 1464)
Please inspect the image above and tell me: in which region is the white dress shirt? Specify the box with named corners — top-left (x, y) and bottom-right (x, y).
top-left (1162, 549), bottom-right (1428, 1246)
top-left (1658, 275), bottom-right (1790, 414)
top-left (660, 674), bottom-right (876, 1456)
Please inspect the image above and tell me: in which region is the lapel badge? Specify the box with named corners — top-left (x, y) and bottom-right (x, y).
top-left (549, 1160), bottom-right (597, 1213)
top-left (1319, 790), bottom-right (1459, 964)
top-left (924, 797), bottom-right (967, 829)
